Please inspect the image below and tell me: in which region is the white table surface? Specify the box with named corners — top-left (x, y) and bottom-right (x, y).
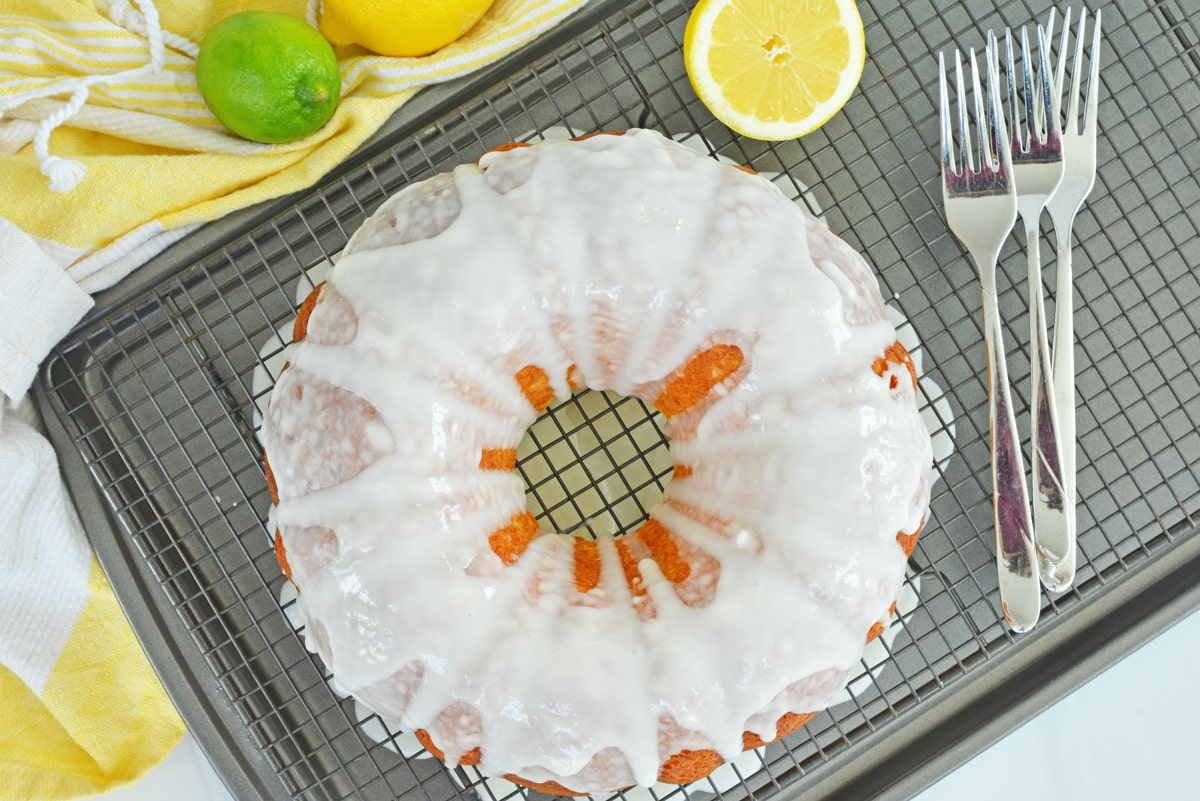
top-left (102, 606), bottom-right (1200, 801)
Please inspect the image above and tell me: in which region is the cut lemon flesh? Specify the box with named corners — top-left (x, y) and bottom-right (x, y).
top-left (684, 0), bottom-right (866, 140)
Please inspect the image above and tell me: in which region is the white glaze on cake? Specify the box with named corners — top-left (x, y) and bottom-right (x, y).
top-left (262, 129), bottom-right (932, 793)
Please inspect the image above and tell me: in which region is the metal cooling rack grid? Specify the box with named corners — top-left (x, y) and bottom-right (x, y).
top-left (34, 1), bottom-right (1200, 800)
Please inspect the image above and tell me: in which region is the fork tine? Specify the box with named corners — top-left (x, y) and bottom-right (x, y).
top-left (1084, 9), bottom-right (1102, 131)
top-left (1004, 28), bottom-right (1019, 150)
top-left (1020, 26), bottom-right (1037, 143)
top-left (939, 51), bottom-right (956, 178)
top-left (955, 49), bottom-right (973, 175)
top-left (1067, 8), bottom-right (1088, 129)
top-left (1043, 7), bottom-right (1058, 117)
top-left (984, 33), bottom-right (1009, 174)
top-left (968, 47), bottom-right (989, 168)
top-left (1053, 7), bottom-right (1072, 122)
top-left (1036, 24), bottom-right (1059, 140)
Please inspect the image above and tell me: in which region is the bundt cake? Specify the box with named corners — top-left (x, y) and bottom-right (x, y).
top-left (261, 128), bottom-right (932, 794)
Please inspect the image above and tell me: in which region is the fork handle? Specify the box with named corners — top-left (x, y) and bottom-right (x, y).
top-left (1025, 226), bottom-right (1072, 588)
top-left (980, 282), bottom-right (1041, 632)
top-left (1047, 224), bottom-right (1078, 590)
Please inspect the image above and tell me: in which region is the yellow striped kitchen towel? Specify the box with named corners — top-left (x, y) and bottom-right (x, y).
top-left (0, 0), bottom-right (587, 294)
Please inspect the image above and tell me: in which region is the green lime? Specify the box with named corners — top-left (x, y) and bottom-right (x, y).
top-left (196, 11), bottom-right (340, 144)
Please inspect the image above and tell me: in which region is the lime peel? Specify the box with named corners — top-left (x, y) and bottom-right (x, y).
top-left (197, 11), bottom-right (341, 145)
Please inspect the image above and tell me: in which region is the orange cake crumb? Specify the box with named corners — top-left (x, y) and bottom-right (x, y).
top-left (741, 711), bottom-right (818, 749)
top-left (479, 448), bottom-right (517, 471)
top-left (657, 749), bottom-right (724, 784)
top-left (273, 529), bottom-right (292, 582)
top-left (896, 515), bottom-right (925, 556)
top-left (293, 283), bottom-right (324, 343)
top-left (573, 539), bottom-right (601, 593)
top-left (872, 340), bottom-right (918, 391)
top-left (637, 519), bottom-right (690, 583)
top-left (654, 344), bottom-right (744, 418)
top-left (504, 775), bottom-right (583, 796)
top-left (488, 511), bottom-right (540, 565)
top-left (414, 730), bottom-right (481, 766)
top-left (264, 454), bottom-right (279, 505)
top-left (477, 141), bottom-right (531, 165)
top-left (515, 364), bottom-right (556, 411)
top-left (570, 131), bottom-right (626, 142)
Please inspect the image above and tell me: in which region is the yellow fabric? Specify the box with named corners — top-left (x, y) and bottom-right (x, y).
top-left (0, 0), bottom-right (586, 289)
top-left (0, 560), bottom-right (186, 800)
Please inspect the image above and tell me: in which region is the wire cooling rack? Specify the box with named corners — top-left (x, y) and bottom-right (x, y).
top-left (34, 2), bottom-right (1200, 801)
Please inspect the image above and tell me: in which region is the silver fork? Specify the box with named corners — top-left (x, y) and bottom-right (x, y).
top-left (1041, 7), bottom-right (1102, 592)
top-left (940, 38), bottom-right (1041, 633)
top-left (1004, 24), bottom-right (1071, 591)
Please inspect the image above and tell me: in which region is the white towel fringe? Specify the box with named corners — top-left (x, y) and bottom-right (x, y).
top-left (306, 0), bottom-right (323, 29)
top-left (0, 0), bottom-right (196, 192)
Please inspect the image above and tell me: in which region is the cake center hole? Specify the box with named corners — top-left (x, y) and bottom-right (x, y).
top-left (516, 389), bottom-right (673, 539)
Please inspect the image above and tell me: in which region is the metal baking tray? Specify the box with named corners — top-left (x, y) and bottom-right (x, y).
top-left (34, 2), bottom-right (1200, 800)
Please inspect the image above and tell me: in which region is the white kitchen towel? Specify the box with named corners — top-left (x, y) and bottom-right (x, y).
top-left (0, 218), bottom-right (94, 402)
top-left (0, 217), bottom-right (94, 694)
top-left (0, 399), bottom-right (92, 698)
top-left (0, 219), bottom-right (186, 799)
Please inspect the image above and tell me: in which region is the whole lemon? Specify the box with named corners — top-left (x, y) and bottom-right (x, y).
top-left (319, 0), bottom-right (497, 58)
top-left (196, 11), bottom-right (341, 144)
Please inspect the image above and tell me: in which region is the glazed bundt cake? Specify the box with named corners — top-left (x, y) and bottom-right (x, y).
top-left (262, 128), bottom-right (932, 795)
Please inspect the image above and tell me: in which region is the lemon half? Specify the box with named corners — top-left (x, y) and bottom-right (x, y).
top-left (683, 0), bottom-right (866, 141)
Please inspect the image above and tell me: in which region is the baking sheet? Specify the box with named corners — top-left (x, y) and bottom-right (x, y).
top-left (35, 1), bottom-right (1200, 800)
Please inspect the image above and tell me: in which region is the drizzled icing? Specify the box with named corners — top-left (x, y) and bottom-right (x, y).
top-left (262, 129), bottom-right (932, 792)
